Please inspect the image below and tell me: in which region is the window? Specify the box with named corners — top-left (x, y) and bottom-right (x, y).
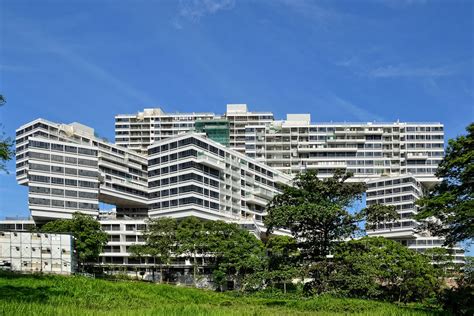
top-left (65, 146), bottom-right (77, 153)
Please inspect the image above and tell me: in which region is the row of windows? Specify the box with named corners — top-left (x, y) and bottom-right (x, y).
top-left (150, 197), bottom-right (219, 210)
top-left (149, 185), bottom-right (219, 200)
top-left (29, 175), bottom-right (98, 188)
top-left (16, 123), bottom-right (49, 136)
top-left (29, 197), bottom-right (97, 210)
top-left (29, 186), bottom-right (98, 199)
top-left (29, 152), bottom-right (97, 167)
top-left (406, 160), bottom-right (441, 166)
top-left (149, 172), bottom-right (219, 189)
top-left (30, 140), bottom-right (97, 156)
top-left (149, 161), bottom-right (220, 179)
top-left (368, 195), bottom-right (416, 205)
top-left (29, 163), bottom-right (97, 178)
top-left (406, 143), bottom-right (444, 149)
top-left (367, 177), bottom-right (417, 188)
top-left (366, 185), bottom-right (420, 197)
top-left (373, 221), bottom-right (417, 230)
top-left (107, 183), bottom-right (148, 197)
top-left (148, 137), bottom-right (225, 158)
top-left (149, 149), bottom-right (197, 166)
top-left (406, 135), bottom-right (443, 140)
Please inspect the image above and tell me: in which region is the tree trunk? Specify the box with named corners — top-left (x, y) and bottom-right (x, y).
top-left (193, 250), bottom-right (197, 286)
top-left (160, 264), bottom-right (163, 283)
top-left (284, 282), bottom-right (287, 294)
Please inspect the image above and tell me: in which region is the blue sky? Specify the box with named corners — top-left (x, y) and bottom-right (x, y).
top-left (0, 0), bottom-right (472, 249)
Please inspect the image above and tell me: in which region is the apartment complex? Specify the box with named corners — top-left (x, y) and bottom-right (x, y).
top-left (112, 104), bottom-right (454, 255)
top-left (6, 103), bottom-right (463, 271)
top-left (115, 104), bottom-right (444, 184)
top-left (15, 119), bottom-right (149, 222)
top-left (14, 117), bottom-right (291, 225)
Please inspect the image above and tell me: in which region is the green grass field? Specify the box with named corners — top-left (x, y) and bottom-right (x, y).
top-left (0, 272), bottom-right (443, 315)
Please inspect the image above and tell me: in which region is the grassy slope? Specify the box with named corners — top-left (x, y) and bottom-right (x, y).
top-left (0, 273), bottom-right (440, 316)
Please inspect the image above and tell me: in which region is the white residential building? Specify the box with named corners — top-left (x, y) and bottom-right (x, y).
top-left (6, 103), bottom-right (464, 270)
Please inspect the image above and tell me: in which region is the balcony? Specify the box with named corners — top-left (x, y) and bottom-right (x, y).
top-left (407, 153), bottom-right (428, 160)
top-left (244, 194), bottom-right (268, 206)
top-left (253, 187), bottom-right (274, 199)
top-left (196, 153), bottom-right (225, 170)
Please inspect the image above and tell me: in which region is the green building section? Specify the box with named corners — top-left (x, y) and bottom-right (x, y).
top-left (195, 119), bottom-right (230, 146)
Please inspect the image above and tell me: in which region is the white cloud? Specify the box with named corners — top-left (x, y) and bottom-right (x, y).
top-left (178, 0), bottom-right (235, 22)
top-left (371, 0), bottom-right (428, 9)
top-left (368, 64), bottom-right (459, 78)
top-left (328, 95), bottom-right (384, 122)
top-left (271, 0), bottom-right (343, 25)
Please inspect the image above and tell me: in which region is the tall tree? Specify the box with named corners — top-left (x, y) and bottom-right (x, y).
top-left (41, 212), bottom-right (108, 271)
top-left (141, 217), bottom-right (178, 283)
top-left (0, 94), bottom-right (14, 172)
top-left (206, 220), bottom-right (266, 291)
top-left (416, 123), bottom-right (474, 245)
top-left (176, 217), bottom-right (208, 285)
top-left (265, 169), bottom-right (394, 261)
top-left (265, 170), bottom-right (398, 292)
top-left (265, 235), bottom-right (300, 293)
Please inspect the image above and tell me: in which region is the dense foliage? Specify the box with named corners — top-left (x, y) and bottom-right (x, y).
top-left (416, 122), bottom-right (474, 245)
top-left (131, 217), bottom-right (266, 289)
top-left (265, 170), bottom-right (366, 262)
top-left (330, 237), bottom-right (440, 303)
top-left (264, 170), bottom-right (400, 294)
top-left (41, 213), bottom-right (108, 269)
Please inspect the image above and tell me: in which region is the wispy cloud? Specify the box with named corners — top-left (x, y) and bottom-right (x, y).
top-left (371, 0), bottom-right (428, 9)
top-left (6, 16), bottom-right (155, 106)
top-left (328, 94), bottom-right (384, 122)
top-left (178, 0), bottom-right (235, 22)
top-left (271, 0), bottom-right (343, 25)
top-left (368, 64), bottom-right (460, 78)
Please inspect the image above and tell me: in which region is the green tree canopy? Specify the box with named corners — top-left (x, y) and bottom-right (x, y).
top-left (205, 220), bottom-right (266, 291)
top-left (331, 237), bottom-right (441, 303)
top-left (265, 170), bottom-right (395, 261)
top-left (416, 122), bottom-right (474, 245)
top-left (139, 217), bottom-right (178, 283)
top-left (41, 213), bottom-right (108, 269)
top-left (264, 235), bottom-right (301, 293)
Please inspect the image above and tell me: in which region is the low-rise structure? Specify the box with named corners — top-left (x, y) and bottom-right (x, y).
top-left (0, 230), bottom-right (75, 274)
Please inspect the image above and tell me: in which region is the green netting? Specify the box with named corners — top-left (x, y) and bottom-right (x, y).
top-left (195, 119), bottom-right (230, 146)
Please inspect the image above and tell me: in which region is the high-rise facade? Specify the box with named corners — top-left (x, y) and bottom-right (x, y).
top-left (111, 104), bottom-right (456, 256)
top-left (6, 103), bottom-right (464, 269)
top-left (14, 118), bottom-right (291, 225)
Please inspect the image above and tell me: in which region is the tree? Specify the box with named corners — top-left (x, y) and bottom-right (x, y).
top-left (265, 170), bottom-right (404, 293)
top-left (423, 247), bottom-right (457, 278)
top-left (205, 220), bottom-right (266, 291)
top-left (141, 217), bottom-right (177, 283)
top-left (41, 212), bottom-right (108, 270)
top-left (265, 235), bottom-right (300, 293)
top-left (331, 237), bottom-right (441, 303)
top-left (363, 204), bottom-right (399, 231)
top-left (416, 123), bottom-right (474, 245)
top-left (176, 217), bottom-right (208, 285)
top-left (441, 257), bottom-right (474, 316)
top-left (265, 170), bottom-right (367, 263)
top-left (0, 94), bottom-right (14, 173)
top-left (128, 244), bottom-right (148, 279)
